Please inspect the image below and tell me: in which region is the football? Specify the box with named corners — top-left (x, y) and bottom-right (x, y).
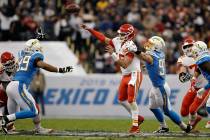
top-left (65, 2), bottom-right (80, 13)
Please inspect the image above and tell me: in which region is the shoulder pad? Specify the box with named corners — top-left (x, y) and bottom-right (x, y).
top-left (31, 52), bottom-right (44, 61)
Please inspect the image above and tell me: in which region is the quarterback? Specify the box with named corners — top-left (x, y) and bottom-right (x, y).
top-left (81, 24), bottom-right (144, 133)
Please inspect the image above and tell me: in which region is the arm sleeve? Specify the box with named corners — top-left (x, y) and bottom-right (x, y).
top-left (109, 40), bottom-right (114, 48)
top-left (87, 28), bottom-right (106, 43)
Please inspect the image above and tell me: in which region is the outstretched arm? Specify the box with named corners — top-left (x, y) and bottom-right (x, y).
top-left (128, 45), bottom-right (153, 64)
top-left (137, 52), bottom-right (153, 64)
top-left (35, 59), bottom-right (73, 73)
top-left (80, 24), bottom-right (114, 47)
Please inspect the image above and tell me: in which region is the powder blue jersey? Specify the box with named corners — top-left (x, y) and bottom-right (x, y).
top-left (13, 51), bottom-right (44, 87)
top-left (145, 50), bottom-right (166, 87)
top-left (196, 54), bottom-right (210, 90)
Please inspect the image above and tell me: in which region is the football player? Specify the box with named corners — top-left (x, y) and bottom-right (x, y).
top-left (0, 51), bottom-right (56, 134)
top-left (1, 39), bottom-right (73, 134)
top-left (0, 51), bottom-right (18, 132)
top-left (81, 24), bottom-right (144, 133)
top-left (190, 41), bottom-right (210, 129)
top-left (128, 36), bottom-right (192, 133)
top-left (177, 38), bottom-right (208, 129)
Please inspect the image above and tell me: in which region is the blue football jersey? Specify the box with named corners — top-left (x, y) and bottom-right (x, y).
top-left (14, 51), bottom-right (44, 87)
top-left (196, 54), bottom-right (210, 89)
top-left (145, 50), bottom-right (166, 87)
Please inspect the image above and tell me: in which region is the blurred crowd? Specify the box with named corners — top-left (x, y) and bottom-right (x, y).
top-left (0, 0), bottom-right (210, 73)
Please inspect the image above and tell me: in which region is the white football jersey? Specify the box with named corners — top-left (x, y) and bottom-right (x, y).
top-left (177, 55), bottom-right (207, 88)
top-left (0, 62), bottom-right (18, 82)
top-left (112, 37), bottom-right (141, 75)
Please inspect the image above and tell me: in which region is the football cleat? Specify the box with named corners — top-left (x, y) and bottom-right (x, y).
top-left (153, 127), bottom-right (169, 133)
top-left (1, 116), bottom-right (10, 134)
top-left (205, 121), bottom-right (210, 129)
top-left (34, 127), bottom-right (54, 134)
top-left (7, 122), bottom-right (15, 132)
top-left (183, 124), bottom-right (193, 133)
top-left (129, 126), bottom-right (140, 134)
top-left (138, 115), bottom-right (144, 126)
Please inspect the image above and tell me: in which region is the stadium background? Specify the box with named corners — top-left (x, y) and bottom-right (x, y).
top-left (1, 0), bottom-right (210, 139)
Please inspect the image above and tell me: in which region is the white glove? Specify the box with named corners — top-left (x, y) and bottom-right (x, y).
top-left (197, 88), bottom-right (205, 99)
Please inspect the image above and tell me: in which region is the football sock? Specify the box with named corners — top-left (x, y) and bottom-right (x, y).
top-left (33, 114), bottom-right (41, 129)
top-left (130, 102), bottom-right (139, 126)
top-left (7, 114), bottom-right (16, 121)
top-left (189, 113), bottom-right (196, 124)
top-left (119, 100), bottom-right (131, 115)
top-left (165, 110), bottom-right (182, 125)
top-left (15, 110), bottom-right (36, 119)
top-left (150, 108), bottom-right (167, 128)
top-left (179, 121), bottom-right (187, 130)
top-left (0, 107), bottom-right (5, 116)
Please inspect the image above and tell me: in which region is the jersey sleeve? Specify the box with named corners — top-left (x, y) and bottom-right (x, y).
top-left (111, 37), bottom-right (120, 50)
top-left (30, 52), bottom-right (44, 67)
top-left (109, 39), bottom-right (114, 48)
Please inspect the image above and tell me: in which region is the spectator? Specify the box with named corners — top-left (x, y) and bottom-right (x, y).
top-left (1, 0), bottom-right (210, 73)
top-left (0, 6), bottom-right (18, 40)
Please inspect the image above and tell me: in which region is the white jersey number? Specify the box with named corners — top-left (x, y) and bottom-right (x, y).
top-left (159, 59), bottom-right (165, 76)
top-left (18, 56), bottom-right (31, 71)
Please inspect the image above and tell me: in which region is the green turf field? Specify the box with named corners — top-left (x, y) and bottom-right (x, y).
top-left (0, 118), bottom-right (209, 140)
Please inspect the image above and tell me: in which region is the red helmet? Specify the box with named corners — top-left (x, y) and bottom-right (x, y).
top-left (181, 38), bottom-right (195, 56)
top-left (1, 52), bottom-right (16, 73)
top-left (117, 24), bottom-right (135, 41)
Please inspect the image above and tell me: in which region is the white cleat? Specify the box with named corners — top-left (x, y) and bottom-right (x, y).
top-left (205, 121), bottom-right (210, 129)
top-left (34, 127), bottom-right (54, 134)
